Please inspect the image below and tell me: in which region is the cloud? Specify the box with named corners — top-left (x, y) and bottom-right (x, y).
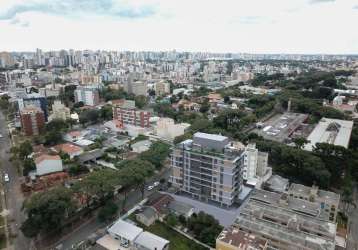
top-left (236, 16), bottom-right (265, 24)
top-left (309, 0), bottom-right (335, 4)
top-left (0, 0), bottom-right (156, 20)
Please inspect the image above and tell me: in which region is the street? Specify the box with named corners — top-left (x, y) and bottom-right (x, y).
top-left (347, 184), bottom-right (358, 250)
top-left (0, 111), bottom-right (31, 250)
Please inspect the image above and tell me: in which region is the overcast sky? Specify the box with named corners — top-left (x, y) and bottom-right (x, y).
top-left (0, 0), bottom-right (358, 54)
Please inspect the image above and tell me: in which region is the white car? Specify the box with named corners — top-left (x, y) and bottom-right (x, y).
top-left (4, 174), bottom-right (9, 182)
top-left (0, 134), bottom-right (3, 138)
top-left (153, 181), bottom-right (160, 187)
top-left (147, 185), bottom-right (154, 191)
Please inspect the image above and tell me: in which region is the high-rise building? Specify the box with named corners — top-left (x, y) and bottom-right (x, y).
top-left (155, 80), bottom-right (170, 96)
top-left (74, 86), bottom-right (100, 106)
top-left (49, 100), bottom-right (71, 121)
top-left (20, 106), bottom-right (46, 136)
top-left (18, 95), bottom-right (49, 121)
top-left (170, 132), bottom-right (244, 207)
top-left (0, 52), bottom-right (15, 67)
top-left (243, 143), bottom-right (270, 187)
top-left (113, 100), bottom-right (151, 128)
top-left (125, 80), bottom-right (147, 96)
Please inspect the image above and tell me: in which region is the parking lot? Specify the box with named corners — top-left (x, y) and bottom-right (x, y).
top-left (253, 112), bottom-right (308, 143)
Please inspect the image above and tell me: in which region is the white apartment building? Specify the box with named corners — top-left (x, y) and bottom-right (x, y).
top-left (243, 143), bottom-right (271, 187)
top-left (155, 80), bottom-right (170, 96)
top-left (170, 132), bottom-right (244, 207)
top-left (74, 86), bottom-right (100, 106)
top-left (125, 80), bottom-right (147, 96)
top-left (49, 100), bottom-right (71, 121)
top-left (155, 118), bottom-right (190, 141)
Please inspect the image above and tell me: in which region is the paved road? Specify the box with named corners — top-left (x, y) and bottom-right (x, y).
top-left (54, 167), bottom-right (171, 250)
top-left (0, 111), bottom-right (31, 250)
top-left (347, 184), bottom-right (358, 250)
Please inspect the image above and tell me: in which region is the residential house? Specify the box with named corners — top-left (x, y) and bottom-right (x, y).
top-left (136, 207), bottom-right (159, 227)
top-left (53, 143), bottom-right (84, 159)
top-left (34, 154), bottom-right (63, 176)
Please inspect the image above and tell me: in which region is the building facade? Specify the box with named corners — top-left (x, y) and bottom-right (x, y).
top-left (113, 100), bottom-right (151, 128)
top-left (49, 100), bottom-right (71, 121)
top-left (20, 106), bottom-right (46, 136)
top-left (170, 132), bottom-right (244, 207)
top-left (155, 80), bottom-right (170, 96)
top-left (74, 86), bottom-right (100, 106)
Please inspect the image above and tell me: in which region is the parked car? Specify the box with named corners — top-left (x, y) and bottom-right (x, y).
top-left (4, 174), bottom-right (9, 182)
top-left (153, 181), bottom-right (160, 187)
top-left (147, 185), bottom-right (154, 191)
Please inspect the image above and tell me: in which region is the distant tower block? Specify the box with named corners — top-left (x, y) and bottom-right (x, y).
top-left (287, 98), bottom-right (292, 113)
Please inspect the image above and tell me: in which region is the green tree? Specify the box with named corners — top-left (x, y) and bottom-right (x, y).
top-left (166, 213), bottom-right (178, 227)
top-left (292, 137), bottom-right (309, 149)
top-left (187, 212), bottom-right (223, 247)
top-left (73, 169), bottom-right (120, 206)
top-left (139, 142), bottom-right (170, 169)
top-left (21, 187), bottom-right (75, 238)
top-left (23, 158), bottom-right (36, 176)
top-left (97, 200), bottom-right (118, 222)
top-left (100, 104), bottom-right (113, 121)
top-left (135, 95), bottom-right (147, 109)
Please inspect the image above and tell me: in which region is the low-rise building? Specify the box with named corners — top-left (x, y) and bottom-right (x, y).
top-left (136, 207), bottom-right (158, 227)
top-left (53, 143), bottom-right (84, 159)
top-left (134, 231), bottom-right (169, 250)
top-left (97, 219), bottom-right (169, 250)
top-left (34, 154), bottom-right (63, 176)
top-left (216, 226), bottom-right (268, 250)
top-left (218, 188), bottom-right (339, 250)
top-left (304, 117), bottom-right (353, 151)
top-left (287, 183), bottom-right (340, 222)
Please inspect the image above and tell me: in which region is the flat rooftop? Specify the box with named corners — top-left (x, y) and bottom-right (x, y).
top-left (217, 226), bottom-right (268, 250)
top-left (253, 112), bottom-right (308, 143)
top-left (304, 117), bottom-right (353, 151)
top-left (234, 189), bottom-right (337, 250)
top-left (193, 132), bottom-right (228, 142)
top-left (288, 183), bottom-right (340, 205)
top-left (107, 219), bottom-right (143, 242)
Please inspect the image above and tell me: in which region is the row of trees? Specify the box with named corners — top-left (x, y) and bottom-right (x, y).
top-left (20, 141), bottom-right (171, 238)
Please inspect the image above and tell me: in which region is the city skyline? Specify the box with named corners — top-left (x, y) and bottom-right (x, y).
top-left (1, 0), bottom-right (358, 54)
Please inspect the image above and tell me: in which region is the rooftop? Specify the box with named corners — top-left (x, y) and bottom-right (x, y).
top-left (217, 226), bottom-right (268, 250)
top-left (134, 231), bottom-right (169, 250)
top-left (288, 183), bottom-right (340, 205)
top-left (304, 117), bottom-right (353, 151)
top-left (53, 143), bottom-right (82, 154)
top-left (108, 219), bottom-right (143, 242)
top-left (234, 189), bottom-right (337, 250)
top-left (193, 132), bottom-right (228, 142)
top-left (35, 154), bottom-right (61, 164)
top-left (264, 175), bottom-right (289, 193)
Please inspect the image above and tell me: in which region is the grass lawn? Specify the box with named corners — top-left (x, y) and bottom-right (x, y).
top-left (146, 221), bottom-right (208, 250)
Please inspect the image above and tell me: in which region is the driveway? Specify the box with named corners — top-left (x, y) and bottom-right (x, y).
top-left (167, 189), bottom-right (251, 227)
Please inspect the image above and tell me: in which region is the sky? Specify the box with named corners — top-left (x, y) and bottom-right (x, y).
top-left (0, 0), bottom-right (358, 54)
